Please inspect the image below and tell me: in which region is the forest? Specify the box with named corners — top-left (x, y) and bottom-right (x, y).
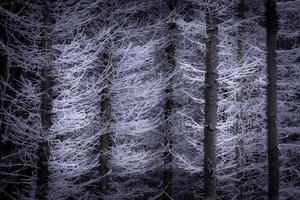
top-left (0, 0), bottom-right (299, 199)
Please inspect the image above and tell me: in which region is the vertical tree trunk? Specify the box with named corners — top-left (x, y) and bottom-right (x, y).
top-left (265, 0), bottom-right (279, 199)
top-left (35, 1), bottom-right (52, 199)
top-left (203, 1), bottom-right (218, 199)
top-left (99, 0), bottom-right (112, 195)
top-left (99, 52), bottom-right (112, 194)
top-left (235, 0), bottom-right (245, 199)
top-left (163, 1), bottom-right (177, 199)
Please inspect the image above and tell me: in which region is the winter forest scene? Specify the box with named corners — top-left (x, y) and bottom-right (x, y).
top-left (0, 0), bottom-right (299, 199)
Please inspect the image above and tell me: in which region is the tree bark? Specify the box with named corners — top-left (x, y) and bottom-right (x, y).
top-left (99, 1), bottom-right (112, 194)
top-left (265, 0), bottom-right (279, 199)
top-left (235, 0), bottom-right (245, 199)
top-left (162, 1), bottom-right (177, 199)
top-left (35, 1), bottom-right (52, 199)
top-left (99, 52), bottom-right (112, 194)
top-left (203, 1), bottom-right (218, 199)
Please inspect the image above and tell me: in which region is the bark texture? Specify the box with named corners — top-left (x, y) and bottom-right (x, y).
top-left (99, 52), bottom-right (112, 194)
top-left (99, 0), bottom-right (113, 195)
top-left (163, 1), bottom-right (177, 199)
top-left (265, 0), bottom-right (279, 199)
top-left (203, 1), bottom-right (218, 199)
top-left (35, 1), bottom-right (52, 199)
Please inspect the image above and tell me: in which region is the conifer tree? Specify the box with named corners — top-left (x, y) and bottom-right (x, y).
top-left (203, 0), bottom-right (219, 199)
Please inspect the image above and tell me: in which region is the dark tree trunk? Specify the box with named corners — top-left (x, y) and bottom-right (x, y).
top-left (203, 1), bottom-right (218, 199)
top-left (265, 0), bottom-right (279, 199)
top-left (162, 1), bottom-right (177, 199)
top-left (99, 52), bottom-right (112, 194)
top-left (235, 0), bottom-right (246, 199)
top-left (99, 1), bottom-right (113, 194)
top-left (35, 1), bottom-right (52, 199)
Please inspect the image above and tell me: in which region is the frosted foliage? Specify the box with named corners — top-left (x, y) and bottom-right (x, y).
top-left (102, 1), bottom-right (167, 199)
top-left (173, 1), bottom-right (279, 199)
top-left (0, 1), bottom-right (45, 199)
top-left (46, 1), bottom-right (107, 199)
top-left (277, 1), bottom-right (300, 199)
top-left (0, 0), bottom-right (299, 200)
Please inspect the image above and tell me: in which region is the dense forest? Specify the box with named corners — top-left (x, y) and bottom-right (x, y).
top-left (0, 0), bottom-right (299, 199)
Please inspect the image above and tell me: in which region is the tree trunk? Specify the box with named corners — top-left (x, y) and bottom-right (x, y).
top-left (235, 0), bottom-right (245, 199)
top-left (265, 0), bottom-right (279, 199)
top-left (99, 52), bottom-right (112, 194)
top-left (203, 1), bottom-right (218, 199)
top-left (35, 1), bottom-right (52, 199)
top-left (162, 1), bottom-right (177, 199)
top-left (99, 1), bottom-right (113, 194)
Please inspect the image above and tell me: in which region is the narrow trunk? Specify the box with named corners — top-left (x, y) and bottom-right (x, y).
top-left (35, 1), bottom-right (52, 199)
top-left (99, 51), bottom-right (112, 194)
top-left (99, 1), bottom-right (113, 194)
top-left (235, 0), bottom-right (245, 199)
top-left (203, 1), bottom-right (218, 199)
top-left (163, 1), bottom-right (177, 199)
top-left (265, 0), bottom-right (279, 199)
